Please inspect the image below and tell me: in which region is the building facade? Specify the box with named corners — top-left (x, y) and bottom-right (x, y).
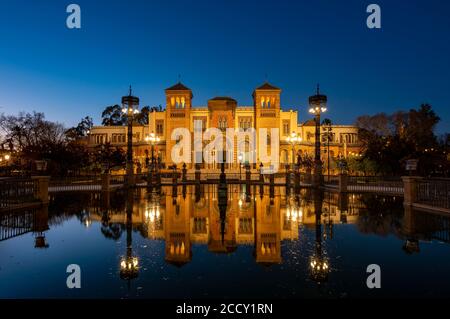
top-left (88, 82), bottom-right (362, 172)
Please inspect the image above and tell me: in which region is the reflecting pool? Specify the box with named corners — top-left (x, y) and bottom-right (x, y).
top-left (1, 185), bottom-right (450, 298)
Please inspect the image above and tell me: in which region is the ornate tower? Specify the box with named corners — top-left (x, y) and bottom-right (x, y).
top-left (165, 82), bottom-right (193, 166)
top-left (253, 82), bottom-right (281, 113)
top-left (253, 82), bottom-right (282, 166)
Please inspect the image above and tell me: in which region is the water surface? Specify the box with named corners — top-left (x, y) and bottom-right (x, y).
top-left (1, 185), bottom-right (449, 298)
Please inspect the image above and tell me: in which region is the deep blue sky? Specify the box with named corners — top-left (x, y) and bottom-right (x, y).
top-left (0, 0), bottom-right (449, 133)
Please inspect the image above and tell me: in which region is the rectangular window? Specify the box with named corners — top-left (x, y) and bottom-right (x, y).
top-left (112, 134), bottom-right (126, 143)
top-left (156, 120), bottom-right (164, 135)
top-left (239, 117), bottom-right (252, 130)
top-left (95, 135), bottom-right (106, 144)
top-left (132, 132), bottom-right (140, 141)
top-left (282, 120), bottom-right (290, 136)
top-left (193, 116), bottom-right (207, 131)
top-left (219, 117), bottom-right (227, 131)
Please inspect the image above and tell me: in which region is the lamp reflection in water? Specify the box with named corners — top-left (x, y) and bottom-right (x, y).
top-left (145, 192), bottom-right (162, 239)
top-left (286, 195), bottom-right (302, 223)
top-left (309, 190), bottom-right (330, 283)
top-left (120, 191), bottom-right (139, 282)
top-left (80, 210), bottom-right (92, 228)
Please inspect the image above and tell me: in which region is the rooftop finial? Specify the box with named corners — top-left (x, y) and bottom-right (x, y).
top-left (316, 83), bottom-right (320, 95)
top-left (129, 85), bottom-right (132, 96)
top-left (178, 74), bottom-right (181, 83)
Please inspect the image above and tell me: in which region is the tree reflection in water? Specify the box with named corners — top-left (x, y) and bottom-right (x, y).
top-left (356, 195), bottom-right (404, 237)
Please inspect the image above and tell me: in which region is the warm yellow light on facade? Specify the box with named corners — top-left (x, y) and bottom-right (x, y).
top-left (145, 132), bottom-right (160, 145)
top-left (287, 132), bottom-right (302, 143)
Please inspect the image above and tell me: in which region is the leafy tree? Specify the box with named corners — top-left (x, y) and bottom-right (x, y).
top-left (355, 104), bottom-right (446, 176)
top-left (94, 142), bottom-right (126, 173)
top-left (135, 106), bottom-right (150, 125)
top-left (0, 112), bottom-right (94, 175)
top-left (65, 116), bottom-right (93, 140)
top-left (101, 105), bottom-right (126, 126)
top-left (101, 105), bottom-right (151, 126)
top-left (0, 111), bottom-right (66, 158)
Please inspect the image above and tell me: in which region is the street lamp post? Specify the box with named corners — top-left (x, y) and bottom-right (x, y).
top-left (308, 85), bottom-right (328, 187)
top-left (145, 132), bottom-right (161, 172)
top-left (121, 86), bottom-right (140, 188)
top-left (286, 132), bottom-right (302, 171)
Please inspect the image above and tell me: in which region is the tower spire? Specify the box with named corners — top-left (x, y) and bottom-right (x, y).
top-left (316, 83), bottom-right (320, 95)
top-left (129, 85), bottom-right (132, 96)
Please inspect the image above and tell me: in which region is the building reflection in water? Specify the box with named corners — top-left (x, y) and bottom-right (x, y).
top-left (2, 184), bottom-right (447, 285)
top-left (90, 185), bottom-right (369, 269)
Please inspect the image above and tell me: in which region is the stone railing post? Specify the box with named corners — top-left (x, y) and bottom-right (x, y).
top-left (338, 173), bottom-right (348, 193)
top-left (32, 176), bottom-right (50, 205)
top-left (101, 173), bottom-right (110, 192)
top-left (182, 163), bottom-right (187, 183)
top-left (402, 176), bottom-right (422, 206)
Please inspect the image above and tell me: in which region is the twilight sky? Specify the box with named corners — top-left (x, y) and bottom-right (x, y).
top-left (0, 0), bottom-right (449, 133)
